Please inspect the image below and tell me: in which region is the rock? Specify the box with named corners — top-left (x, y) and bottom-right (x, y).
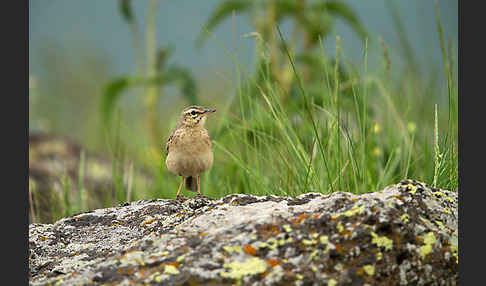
top-left (29, 180), bottom-right (458, 285)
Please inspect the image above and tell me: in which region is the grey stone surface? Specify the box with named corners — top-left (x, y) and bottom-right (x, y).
top-left (29, 179), bottom-right (458, 285)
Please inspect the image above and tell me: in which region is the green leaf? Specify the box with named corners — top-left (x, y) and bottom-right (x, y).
top-left (100, 77), bottom-right (132, 127)
top-left (119, 0), bottom-right (134, 23)
top-left (299, 14), bottom-right (333, 46)
top-left (275, 0), bottom-right (300, 22)
top-left (197, 0), bottom-right (252, 47)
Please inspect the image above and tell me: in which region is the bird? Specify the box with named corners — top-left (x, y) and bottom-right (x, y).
top-left (165, 105), bottom-right (216, 199)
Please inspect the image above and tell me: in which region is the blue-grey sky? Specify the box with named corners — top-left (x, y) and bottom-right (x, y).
top-left (29, 0), bottom-right (457, 81)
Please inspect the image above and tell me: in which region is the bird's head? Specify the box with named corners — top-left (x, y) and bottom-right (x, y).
top-left (179, 105), bottom-right (216, 127)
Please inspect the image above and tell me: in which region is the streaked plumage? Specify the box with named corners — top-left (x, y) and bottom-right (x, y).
top-left (165, 105), bottom-right (215, 198)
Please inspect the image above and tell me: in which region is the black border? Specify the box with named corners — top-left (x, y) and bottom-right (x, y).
top-left (459, 0), bottom-right (476, 285)
top-left (6, 0), bottom-right (28, 283)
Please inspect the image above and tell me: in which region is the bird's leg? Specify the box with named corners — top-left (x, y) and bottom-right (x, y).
top-left (175, 177), bottom-right (184, 200)
top-left (196, 175), bottom-right (201, 197)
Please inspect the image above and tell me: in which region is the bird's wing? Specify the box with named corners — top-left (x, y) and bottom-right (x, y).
top-left (165, 130), bottom-right (175, 155)
top-left (207, 131), bottom-right (212, 148)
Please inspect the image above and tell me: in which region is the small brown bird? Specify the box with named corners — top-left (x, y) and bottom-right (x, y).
top-left (165, 105), bottom-right (216, 199)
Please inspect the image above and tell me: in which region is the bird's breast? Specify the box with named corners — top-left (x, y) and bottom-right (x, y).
top-left (165, 128), bottom-right (214, 177)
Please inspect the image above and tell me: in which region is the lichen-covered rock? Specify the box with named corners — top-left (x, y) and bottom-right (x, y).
top-left (29, 180), bottom-right (458, 285)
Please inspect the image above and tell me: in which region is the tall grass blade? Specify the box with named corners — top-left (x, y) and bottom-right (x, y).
top-left (276, 26), bottom-right (334, 193)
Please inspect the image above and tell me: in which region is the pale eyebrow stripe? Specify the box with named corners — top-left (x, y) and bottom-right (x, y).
top-left (186, 109), bottom-right (203, 114)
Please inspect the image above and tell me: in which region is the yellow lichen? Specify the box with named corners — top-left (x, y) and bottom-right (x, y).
top-left (164, 265), bottom-right (180, 275)
top-left (376, 251), bottom-right (383, 261)
top-left (283, 224), bottom-right (292, 233)
top-left (371, 232), bottom-right (393, 251)
top-left (362, 265), bottom-right (375, 276)
top-left (328, 279), bottom-right (338, 286)
top-left (302, 239), bottom-right (316, 246)
top-left (220, 257), bottom-right (267, 279)
top-left (344, 205), bottom-right (365, 217)
top-left (258, 242), bottom-right (269, 249)
top-left (308, 250), bottom-right (319, 262)
top-left (266, 238), bottom-right (279, 250)
top-left (148, 271), bottom-right (164, 282)
top-left (223, 245), bottom-right (242, 254)
top-left (337, 222), bottom-right (344, 233)
top-left (419, 232), bottom-right (436, 259)
top-left (450, 244), bottom-right (458, 264)
top-left (258, 238), bottom-right (283, 250)
top-left (432, 191), bottom-right (454, 203)
top-left (141, 217), bottom-right (156, 226)
top-left (296, 274), bottom-right (303, 280)
top-left (406, 184), bottom-right (418, 194)
top-left (320, 235), bottom-right (329, 245)
top-left (155, 251), bottom-right (170, 256)
top-left (400, 214), bottom-right (410, 222)
top-left (433, 191), bottom-right (446, 197)
top-left (110, 220), bottom-right (123, 227)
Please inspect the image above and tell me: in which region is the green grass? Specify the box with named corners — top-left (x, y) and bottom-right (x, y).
top-left (194, 30), bottom-right (457, 198)
top-left (167, 37), bottom-right (456, 200)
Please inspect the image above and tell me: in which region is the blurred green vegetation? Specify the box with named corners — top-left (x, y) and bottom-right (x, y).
top-left (29, 0), bottom-right (457, 223)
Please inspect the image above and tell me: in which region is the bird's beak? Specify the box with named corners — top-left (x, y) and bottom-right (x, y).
top-left (203, 109), bottom-right (216, 114)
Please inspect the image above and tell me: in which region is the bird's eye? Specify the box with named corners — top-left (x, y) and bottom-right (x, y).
top-left (191, 110), bottom-right (196, 116)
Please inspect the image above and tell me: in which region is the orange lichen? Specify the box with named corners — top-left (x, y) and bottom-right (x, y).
top-left (342, 230), bottom-right (352, 236)
top-left (259, 224), bottom-right (281, 238)
top-left (297, 213), bottom-right (310, 221)
top-left (289, 218), bottom-right (300, 227)
top-left (266, 259), bottom-right (281, 267)
top-left (335, 244), bottom-right (344, 254)
top-left (244, 244), bottom-right (257, 256)
top-left (167, 261), bottom-right (179, 268)
top-left (111, 221), bottom-right (123, 226)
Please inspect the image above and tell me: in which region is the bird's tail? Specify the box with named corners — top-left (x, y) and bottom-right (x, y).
top-left (185, 176), bottom-right (197, 192)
